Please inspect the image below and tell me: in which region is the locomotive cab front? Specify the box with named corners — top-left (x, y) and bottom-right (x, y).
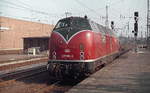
top-left (47, 17), bottom-right (95, 79)
top-left (49, 17), bottom-right (95, 61)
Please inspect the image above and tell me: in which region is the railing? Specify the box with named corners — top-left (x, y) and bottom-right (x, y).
top-left (28, 47), bottom-right (40, 55)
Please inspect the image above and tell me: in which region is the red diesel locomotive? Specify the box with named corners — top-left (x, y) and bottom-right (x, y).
top-left (47, 16), bottom-right (120, 79)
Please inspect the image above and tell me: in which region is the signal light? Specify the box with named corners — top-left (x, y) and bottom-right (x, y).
top-left (134, 12), bottom-right (139, 17)
top-left (134, 12), bottom-right (139, 22)
top-left (111, 21), bottom-right (114, 30)
top-left (134, 33), bottom-right (137, 36)
top-left (111, 21), bottom-right (114, 25)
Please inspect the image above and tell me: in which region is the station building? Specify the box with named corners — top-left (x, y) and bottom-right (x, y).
top-left (0, 16), bottom-right (54, 54)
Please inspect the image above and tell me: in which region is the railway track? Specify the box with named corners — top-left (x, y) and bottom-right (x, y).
top-left (0, 72), bottom-right (78, 93)
top-left (0, 49), bottom-right (129, 82)
top-left (34, 79), bottom-right (82, 93)
top-left (0, 50), bottom-right (130, 93)
top-left (40, 50), bottom-right (131, 93)
top-left (36, 81), bottom-right (61, 93)
top-left (0, 64), bottom-right (47, 84)
top-left (0, 61), bottom-right (85, 93)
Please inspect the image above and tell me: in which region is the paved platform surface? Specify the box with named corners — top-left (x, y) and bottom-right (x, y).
top-left (67, 49), bottom-right (150, 93)
top-left (0, 54), bottom-right (47, 64)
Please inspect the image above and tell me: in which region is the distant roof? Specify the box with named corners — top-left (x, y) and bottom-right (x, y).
top-left (23, 36), bottom-right (50, 39)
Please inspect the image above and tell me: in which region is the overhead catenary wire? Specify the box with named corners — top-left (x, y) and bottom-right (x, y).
top-left (74, 0), bottom-right (125, 24)
top-left (0, 0), bottom-right (65, 24)
top-left (0, 2), bottom-right (63, 24)
top-left (74, 0), bottom-right (103, 16)
top-left (1, 0), bottom-right (61, 16)
top-left (15, 0), bottom-right (33, 9)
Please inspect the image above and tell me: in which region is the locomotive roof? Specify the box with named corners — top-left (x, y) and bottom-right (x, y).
top-left (58, 16), bottom-right (116, 37)
top-left (59, 16), bottom-right (88, 21)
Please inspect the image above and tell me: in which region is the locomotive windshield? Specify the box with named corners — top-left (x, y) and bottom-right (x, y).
top-left (54, 17), bottom-right (91, 30)
top-left (72, 18), bottom-right (91, 30)
top-left (53, 17), bottom-right (92, 41)
top-left (55, 18), bottom-right (71, 29)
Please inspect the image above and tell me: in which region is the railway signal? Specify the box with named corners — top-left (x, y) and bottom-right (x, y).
top-left (133, 12), bottom-right (139, 52)
top-left (134, 22), bottom-right (138, 36)
top-left (134, 12), bottom-right (139, 36)
top-left (111, 21), bottom-right (114, 30)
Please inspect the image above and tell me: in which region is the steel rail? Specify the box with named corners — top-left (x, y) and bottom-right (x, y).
top-left (0, 65), bottom-right (47, 83)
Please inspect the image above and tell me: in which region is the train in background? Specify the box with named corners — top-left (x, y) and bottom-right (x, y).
top-left (47, 16), bottom-right (126, 79)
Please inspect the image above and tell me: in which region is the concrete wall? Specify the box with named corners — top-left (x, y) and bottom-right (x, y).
top-left (0, 16), bottom-right (54, 53)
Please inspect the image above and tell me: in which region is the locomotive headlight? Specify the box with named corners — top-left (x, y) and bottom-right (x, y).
top-left (80, 44), bottom-right (84, 60)
top-left (52, 51), bottom-right (56, 59)
top-left (80, 52), bottom-right (84, 60)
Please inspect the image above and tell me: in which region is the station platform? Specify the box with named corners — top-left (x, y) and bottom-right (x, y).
top-left (0, 54), bottom-right (47, 64)
top-left (0, 54), bottom-right (48, 71)
top-left (67, 49), bottom-right (150, 93)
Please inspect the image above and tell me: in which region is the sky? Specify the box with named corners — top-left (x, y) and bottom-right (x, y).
top-left (0, 0), bottom-right (147, 37)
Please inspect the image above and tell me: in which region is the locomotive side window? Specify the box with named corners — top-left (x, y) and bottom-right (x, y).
top-left (102, 26), bottom-right (109, 35)
top-left (73, 18), bottom-right (91, 30)
top-left (89, 21), bottom-right (106, 34)
top-left (107, 28), bottom-right (115, 36)
top-left (95, 23), bottom-right (100, 32)
top-left (97, 24), bottom-right (105, 35)
top-left (89, 21), bottom-right (98, 32)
